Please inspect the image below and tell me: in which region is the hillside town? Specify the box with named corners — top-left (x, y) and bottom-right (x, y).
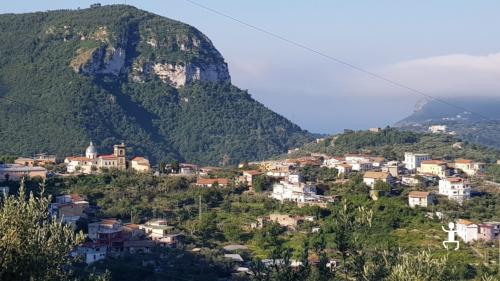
top-left (1, 133), bottom-right (500, 280)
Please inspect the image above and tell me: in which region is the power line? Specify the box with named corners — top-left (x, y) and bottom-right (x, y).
top-left (0, 96), bottom-right (59, 117)
top-left (181, 0), bottom-right (491, 121)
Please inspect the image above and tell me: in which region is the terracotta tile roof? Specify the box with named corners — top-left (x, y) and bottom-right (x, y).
top-left (243, 170), bottom-right (262, 176)
top-left (457, 219), bottom-right (475, 226)
top-left (421, 160), bottom-right (447, 165)
top-left (363, 171), bottom-right (390, 179)
top-left (446, 177), bottom-right (464, 183)
top-left (196, 178), bottom-right (229, 186)
top-left (99, 154), bottom-right (117, 160)
top-left (370, 157), bottom-right (385, 162)
top-left (409, 191), bottom-right (430, 198)
top-left (455, 159), bottom-right (472, 164)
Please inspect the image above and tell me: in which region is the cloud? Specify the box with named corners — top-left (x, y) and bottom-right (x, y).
top-left (344, 52), bottom-right (500, 98)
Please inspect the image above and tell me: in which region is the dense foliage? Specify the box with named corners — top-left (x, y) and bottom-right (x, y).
top-left (0, 5), bottom-right (312, 165)
top-left (0, 181), bottom-right (109, 281)
top-left (24, 169), bottom-right (498, 281)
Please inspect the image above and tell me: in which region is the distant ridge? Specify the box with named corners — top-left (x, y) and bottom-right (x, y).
top-left (395, 97), bottom-right (500, 149)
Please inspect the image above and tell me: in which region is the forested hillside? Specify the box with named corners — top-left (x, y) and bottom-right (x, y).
top-left (0, 5), bottom-right (312, 165)
top-left (288, 127), bottom-right (500, 162)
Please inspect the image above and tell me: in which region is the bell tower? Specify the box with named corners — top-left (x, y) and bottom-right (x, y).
top-left (113, 142), bottom-right (126, 170)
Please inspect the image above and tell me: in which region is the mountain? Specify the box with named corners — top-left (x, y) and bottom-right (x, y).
top-left (0, 4), bottom-right (312, 165)
top-left (395, 97), bottom-right (500, 149)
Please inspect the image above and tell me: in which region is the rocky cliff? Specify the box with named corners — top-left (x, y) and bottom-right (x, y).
top-left (0, 5), bottom-right (312, 164)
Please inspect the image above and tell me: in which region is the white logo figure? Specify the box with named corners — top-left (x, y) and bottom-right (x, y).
top-left (442, 222), bottom-right (459, 250)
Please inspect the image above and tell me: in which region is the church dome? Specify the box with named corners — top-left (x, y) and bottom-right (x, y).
top-left (85, 141), bottom-right (97, 159)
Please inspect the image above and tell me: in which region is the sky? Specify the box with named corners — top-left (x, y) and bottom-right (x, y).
top-left (2, 1), bottom-right (500, 134)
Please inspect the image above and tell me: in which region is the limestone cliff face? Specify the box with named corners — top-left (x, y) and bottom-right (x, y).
top-left (68, 18), bottom-right (231, 88)
top-left (71, 46), bottom-right (126, 76)
top-left (131, 61), bottom-right (230, 87)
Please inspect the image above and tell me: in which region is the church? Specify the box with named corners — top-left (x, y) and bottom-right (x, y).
top-left (64, 142), bottom-right (141, 174)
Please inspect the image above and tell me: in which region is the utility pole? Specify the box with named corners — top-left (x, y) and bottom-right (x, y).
top-left (198, 195), bottom-right (202, 221)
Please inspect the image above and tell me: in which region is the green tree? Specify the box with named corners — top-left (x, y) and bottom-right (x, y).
top-left (0, 180), bottom-right (85, 281)
top-left (253, 175), bottom-right (273, 193)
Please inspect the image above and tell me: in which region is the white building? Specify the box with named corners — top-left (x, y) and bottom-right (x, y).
top-left (408, 191), bottom-right (432, 208)
top-left (401, 175), bottom-right (421, 187)
top-left (349, 161), bottom-right (373, 172)
top-left (271, 174), bottom-right (317, 203)
top-left (345, 154), bottom-right (371, 163)
top-left (363, 171), bottom-right (392, 188)
top-left (454, 159), bottom-right (485, 176)
top-left (438, 177), bottom-right (471, 203)
top-left (322, 157), bottom-right (345, 168)
top-left (404, 152), bottom-right (431, 172)
top-left (72, 243), bottom-right (107, 264)
top-left (140, 219), bottom-right (174, 240)
top-left (130, 157), bottom-right (150, 172)
top-left (429, 125), bottom-right (447, 133)
top-left (456, 219), bottom-right (498, 243)
top-left (64, 142), bottom-right (128, 174)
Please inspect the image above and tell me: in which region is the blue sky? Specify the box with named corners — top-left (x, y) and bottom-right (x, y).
top-left (3, 1), bottom-right (500, 133)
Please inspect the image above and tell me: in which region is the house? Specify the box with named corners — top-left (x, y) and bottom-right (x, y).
top-left (417, 160), bottom-right (449, 178)
top-left (454, 159), bottom-right (485, 176)
top-left (50, 194), bottom-right (89, 228)
top-left (456, 219), bottom-right (497, 243)
top-left (88, 219), bottom-right (124, 251)
top-left (242, 170), bottom-right (263, 187)
top-left (123, 223), bottom-right (145, 240)
top-left (350, 161), bottom-right (373, 172)
top-left (140, 219), bottom-right (174, 240)
top-left (195, 178), bottom-right (229, 188)
top-left (408, 191), bottom-right (432, 208)
top-left (322, 157), bottom-right (345, 168)
top-left (130, 157), bottom-right (150, 172)
top-left (363, 171), bottom-right (392, 188)
top-left (290, 156), bottom-right (323, 167)
top-left (124, 240), bottom-right (155, 254)
top-left (438, 177), bottom-right (471, 203)
top-left (404, 152), bottom-right (431, 172)
top-left (268, 214), bottom-right (304, 230)
top-left (345, 154), bottom-right (371, 163)
top-left (370, 157), bottom-right (385, 167)
top-left (271, 174), bottom-right (317, 203)
top-left (14, 157), bottom-right (36, 167)
top-left (14, 154), bottom-right (56, 167)
top-left (429, 125), bottom-right (447, 133)
top-left (73, 242), bottom-right (107, 264)
top-left (260, 160), bottom-right (296, 178)
top-left (179, 163), bottom-right (199, 175)
top-left (401, 175), bottom-right (422, 187)
top-left (64, 142), bottom-right (128, 174)
top-left (369, 127), bottom-right (382, 133)
top-left (0, 164), bottom-right (47, 181)
top-left (381, 164), bottom-right (399, 177)
top-left (335, 164), bottom-right (352, 176)
top-left (156, 233), bottom-right (184, 248)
